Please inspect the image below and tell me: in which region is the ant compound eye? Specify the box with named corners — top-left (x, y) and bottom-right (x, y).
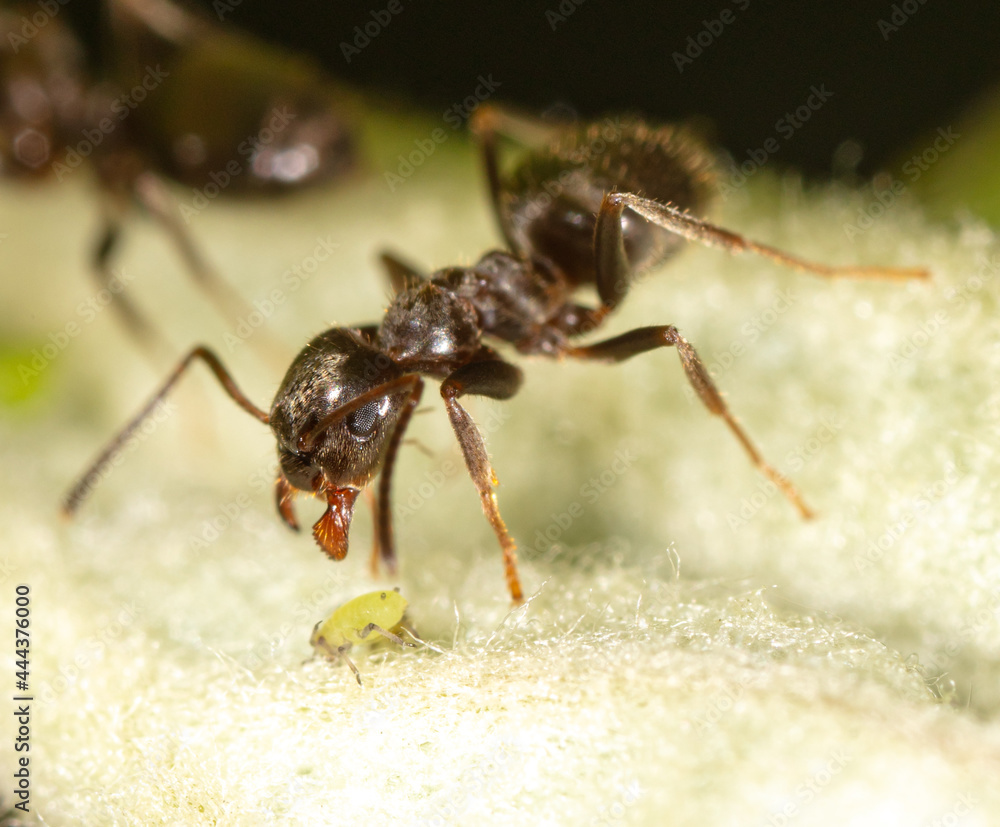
top-left (346, 398), bottom-right (387, 440)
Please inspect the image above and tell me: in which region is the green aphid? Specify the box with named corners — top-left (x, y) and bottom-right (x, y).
top-left (310, 588), bottom-right (416, 685)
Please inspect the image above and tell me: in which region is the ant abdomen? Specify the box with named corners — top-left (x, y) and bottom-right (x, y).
top-left (502, 119), bottom-right (718, 286)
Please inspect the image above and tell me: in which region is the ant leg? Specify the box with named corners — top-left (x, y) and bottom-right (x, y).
top-left (62, 346), bottom-right (268, 515)
top-left (92, 204), bottom-right (172, 361)
top-left (595, 191), bottom-right (929, 305)
top-left (275, 472), bottom-right (300, 532)
top-left (131, 172), bottom-right (290, 366)
top-left (373, 380), bottom-right (424, 574)
top-left (379, 251), bottom-right (426, 293)
top-left (565, 326), bottom-right (813, 519)
top-left (469, 105), bottom-right (563, 255)
top-left (440, 359), bottom-right (525, 603)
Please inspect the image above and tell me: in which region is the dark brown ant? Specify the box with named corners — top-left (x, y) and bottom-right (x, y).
top-left (62, 105), bottom-right (928, 603)
top-left (1, 0), bottom-right (354, 359)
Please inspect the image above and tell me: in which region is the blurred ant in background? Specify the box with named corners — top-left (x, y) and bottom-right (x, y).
top-left (1, 0), bottom-right (355, 358)
top-left (64, 103), bottom-right (927, 603)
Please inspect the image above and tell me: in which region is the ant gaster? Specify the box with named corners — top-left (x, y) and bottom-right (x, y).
top-left (63, 105), bottom-right (928, 603)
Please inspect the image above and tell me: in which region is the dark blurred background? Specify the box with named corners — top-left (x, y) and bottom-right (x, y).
top-left (63, 0), bottom-right (1000, 178)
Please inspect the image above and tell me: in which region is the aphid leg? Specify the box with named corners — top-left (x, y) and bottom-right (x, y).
top-left (342, 653), bottom-right (363, 686)
top-left (379, 250), bottom-right (427, 293)
top-left (440, 358), bottom-right (525, 603)
top-left (400, 623), bottom-right (443, 653)
top-left (374, 380), bottom-right (424, 574)
top-left (597, 191), bottom-right (930, 284)
top-left (356, 623), bottom-right (410, 647)
top-left (564, 327), bottom-right (814, 519)
top-left (62, 346), bottom-right (268, 515)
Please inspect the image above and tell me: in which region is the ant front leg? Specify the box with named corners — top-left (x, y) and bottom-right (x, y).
top-left (62, 346), bottom-right (269, 515)
top-left (440, 358), bottom-right (525, 603)
top-left (372, 379), bottom-right (424, 574)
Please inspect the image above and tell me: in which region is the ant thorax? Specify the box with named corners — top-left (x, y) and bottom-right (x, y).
top-left (377, 281), bottom-right (483, 375)
top-left (379, 250), bottom-right (575, 365)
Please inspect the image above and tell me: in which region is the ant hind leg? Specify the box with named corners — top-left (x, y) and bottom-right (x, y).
top-left (598, 191), bottom-right (930, 286)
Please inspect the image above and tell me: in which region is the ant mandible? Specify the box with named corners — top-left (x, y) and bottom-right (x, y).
top-left (63, 105), bottom-right (928, 604)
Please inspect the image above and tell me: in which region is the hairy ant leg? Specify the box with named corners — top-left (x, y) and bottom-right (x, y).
top-left (596, 192), bottom-right (930, 298)
top-left (587, 192), bottom-right (823, 517)
top-left (440, 358), bottom-right (525, 602)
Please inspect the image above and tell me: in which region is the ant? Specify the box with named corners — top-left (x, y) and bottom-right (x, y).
top-left (1, 0), bottom-right (354, 359)
top-left (62, 105), bottom-right (928, 604)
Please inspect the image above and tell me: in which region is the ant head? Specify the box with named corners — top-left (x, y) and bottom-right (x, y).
top-left (269, 329), bottom-right (413, 496)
